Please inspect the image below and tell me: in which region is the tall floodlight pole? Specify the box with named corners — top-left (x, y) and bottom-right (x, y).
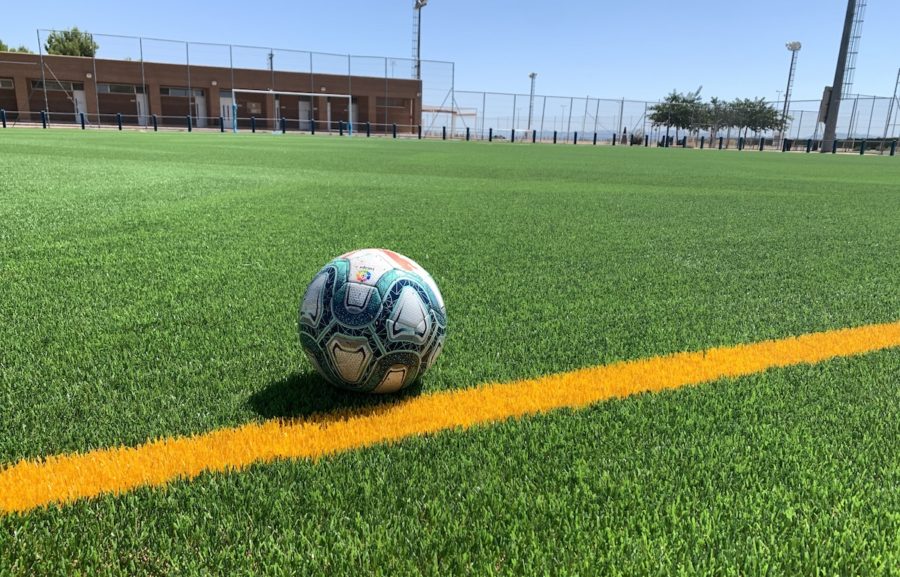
top-left (527, 72), bottom-right (537, 131)
top-left (413, 0), bottom-right (428, 81)
top-left (822, 0), bottom-right (857, 152)
top-left (781, 42), bottom-right (801, 148)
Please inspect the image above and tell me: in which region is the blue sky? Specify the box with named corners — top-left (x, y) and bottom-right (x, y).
top-left (1, 1), bottom-right (897, 103)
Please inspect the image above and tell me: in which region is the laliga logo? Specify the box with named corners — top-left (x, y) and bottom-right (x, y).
top-left (356, 268), bottom-right (373, 282)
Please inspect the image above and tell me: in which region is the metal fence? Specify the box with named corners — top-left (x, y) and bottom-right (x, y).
top-left (4, 29), bottom-right (897, 153)
top-left (420, 90), bottom-right (900, 152)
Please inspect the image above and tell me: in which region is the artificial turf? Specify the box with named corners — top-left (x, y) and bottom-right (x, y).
top-left (0, 130), bottom-right (898, 575)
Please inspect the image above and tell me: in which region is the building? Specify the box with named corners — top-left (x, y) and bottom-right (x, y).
top-left (0, 52), bottom-right (422, 131)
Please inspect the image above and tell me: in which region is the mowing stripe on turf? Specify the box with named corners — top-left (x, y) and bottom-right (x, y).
top-left (2, 320), bottom-right (899, 515)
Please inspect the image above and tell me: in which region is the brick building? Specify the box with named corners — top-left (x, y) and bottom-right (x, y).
top-left (0, 52), bottom-right (421, 131)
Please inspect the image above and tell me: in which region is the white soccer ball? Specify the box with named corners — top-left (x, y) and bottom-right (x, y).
top-left (299, 249), bottom-right (446, 393)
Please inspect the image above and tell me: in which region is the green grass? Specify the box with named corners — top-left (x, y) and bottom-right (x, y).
top-left (1, 131), bottom-right (899, 575)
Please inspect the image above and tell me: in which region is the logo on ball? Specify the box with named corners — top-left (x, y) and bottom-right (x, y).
top-left (299, 249), bottom-right (446, 394)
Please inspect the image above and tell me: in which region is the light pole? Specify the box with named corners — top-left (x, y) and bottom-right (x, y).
top-left (527, 72), bottom-right (537, 131)
top-left (781, 41), bottom-right (801, 148)
top-left (414, 0), bottom-right (428, 81)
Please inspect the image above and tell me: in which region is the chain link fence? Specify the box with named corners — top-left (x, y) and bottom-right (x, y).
top-left (421, 90), bottom-right (899, 152)
top-left (3, 29), bottom-right (897, 154)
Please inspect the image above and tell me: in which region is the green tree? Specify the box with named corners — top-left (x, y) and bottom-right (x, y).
top-left (44, 27), bottom-right (98, 57)
top-left (730, 97), bottom-right (783, 140)
top-left (650, 88), bottom-right (704, 143)
top-left (0, 39), bottom-right (32, 53)
top-left (706, 97), bottom-right (732, 143)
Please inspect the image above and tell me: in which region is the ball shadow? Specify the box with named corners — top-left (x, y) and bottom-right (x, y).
top-left (249, 371), bottom-right (425, 420)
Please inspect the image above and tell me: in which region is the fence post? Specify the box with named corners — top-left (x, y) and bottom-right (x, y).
top-left (392, 123), bottom-right (397, 138)
top-left (782, 138), bottom-right (788, 152)
top-left (832, 139), bottom-right (838, 154)
top-left (700, 135), bottom-right (705, 149)
top-left (41, 110), bottom-right (47, 129)
top-left (574, 131), bottom-right (578, 145)
top-left (0, 109), bottom-right (5, 128)
top-left (152, 114), bottom-right (158, 132)
top-left (418, 125), bottom-right (422, 139)
top-left (718, 136), bottom-right (723, 149)
top-left (859, 140), bottom-right (866, 155)
top-left (366, 122), bottom-right (371, 137)
top-left (489, 128), bottom-right (493, 142)
top-left (116, 113), bottom-right (122, 131)
top-left (759, 137), bottom-right (764, 152)
top-left (891, 140), bottom-right (897, 156)
top-left (443, 126), bottom-right (447, 140)
top-left (281, 117), bottom-right (286, 133)
top-left (80, 112), bottom-right (85, 130)
top-left (219, 117), bottom-right (224, 133)
top-left (645, 134), bottom-right (650, 147)
top-left (532, 129), bottom-right (536, 144)
top-left (339, 121), bottom-right (344, 136)
top-left (187, 115), bottom-right (192, 132)
top-left (682, 137), bottom-right (688, 148)
top-left (553, 130), bottom-right (557, 144)
top-left (466, 127), bottom-right (470, 141)
top-left (805, 139), bottom-right (812, 153)
top-left (612, 133), bottom-right (616, 146)
top-left (251, 116), bottom-right (257, 133)
top-left (593, 132), bottom-right (597, 146)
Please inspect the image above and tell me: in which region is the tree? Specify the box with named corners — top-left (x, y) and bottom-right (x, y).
top-left (0, 39), bottom-right (32, 53)
top-left (730, 97), bottom-right (782, 140)
top-left (706, 97), bottom-right (731, 143)
top-left (649, 88), bottom-right (704, 143)
top-left (44, 27), bottom-right (98, 57)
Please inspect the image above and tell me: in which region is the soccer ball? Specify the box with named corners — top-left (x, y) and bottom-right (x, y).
top-left (298, 249), bottom-right (446, 393)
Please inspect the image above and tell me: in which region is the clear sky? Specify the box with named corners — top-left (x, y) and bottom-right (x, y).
top-left (1, 1), bottom-right (898, 103)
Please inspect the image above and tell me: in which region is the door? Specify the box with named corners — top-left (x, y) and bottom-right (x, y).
top-left (135, 93), bottom-right (148, 126)
top-left (194, 93), bottom-right (207, 128)
top-left (73, 90), bottom-right (87, 122)
top-left (274, 96), bottom-right (281, 131)
top-left (299, 99), bottom-right (311, 131)
top-left (220, 95), bottom-right (233, 129)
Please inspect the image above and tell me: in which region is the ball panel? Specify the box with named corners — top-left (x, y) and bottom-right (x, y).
top-left (325, 334), bottom-right (374, 387)
top-left (363, 351), bottom-right (421, 393)
top-left (385, 285), bottom-right (432, 345)
top-left (332, 282), bottom-right (383, 328)
top-left (371, 365), bottom-right (408, 394)
top-left (299, 272), bottom-right (328, 328)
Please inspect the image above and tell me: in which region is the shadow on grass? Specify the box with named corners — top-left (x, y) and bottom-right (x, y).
top-left (249, 371), bottom-right (425, 420)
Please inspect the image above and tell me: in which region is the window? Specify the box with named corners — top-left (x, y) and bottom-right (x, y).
top-left (161, 87), bottom-right (204, 97)
top-left (97, 83), bottom-right (144, 94)
top-left (0, 78), bottom-right (13, 90)
top-left (31, 80), bottom-right (84, 91)
top-left (377, 97), bottom-right (407, 108)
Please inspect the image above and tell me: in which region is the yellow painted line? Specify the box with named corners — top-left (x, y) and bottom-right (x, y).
top-left (2, 320), bottom-right (899, 515)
